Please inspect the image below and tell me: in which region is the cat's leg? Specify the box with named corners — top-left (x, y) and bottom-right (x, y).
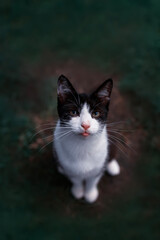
top-left (70, 177), bottom-right (84, 200)
top-left (106, 159), bottom-right (120, 176)
top-left (84, 174), bottom-right (102, 203)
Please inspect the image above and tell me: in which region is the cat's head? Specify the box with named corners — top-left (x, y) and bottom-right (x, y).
top-left (57, 75), bottom-right (113, 137)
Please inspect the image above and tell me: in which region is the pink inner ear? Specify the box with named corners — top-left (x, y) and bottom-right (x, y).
top-left (99, 96), bottom-right (110, 104)
top-left (58, 84), bottom-right (70, 95)
top-left (57, 83), bottom-right (72, 102)
top-left (95, 79), bottom-right (113, 100)
top-left (98, 89), bottom-right (110, 97)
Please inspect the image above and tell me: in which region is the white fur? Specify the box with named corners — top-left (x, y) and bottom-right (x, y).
top-left (85, 187), bottom-right (99, 203)
top-left (69, 103), bottom-right (99, 135)
top-left (106, 159), bottom-right (120, 176)
top-left (54, 121), bottom-right (107, 178)
top-left (53, 104), bottom-right (120, 203)
top-left (71, 184), bottom-right (84, 199)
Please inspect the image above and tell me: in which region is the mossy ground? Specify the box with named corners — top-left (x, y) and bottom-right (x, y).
top-left (0, 1), bottom-right (160, 239)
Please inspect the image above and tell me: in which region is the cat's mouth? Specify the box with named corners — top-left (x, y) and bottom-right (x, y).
top-left (81, 131), bottom-right (90, 137)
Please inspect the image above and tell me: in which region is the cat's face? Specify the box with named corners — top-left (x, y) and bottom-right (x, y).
top-left (57, 75), bottom-right (113, 137)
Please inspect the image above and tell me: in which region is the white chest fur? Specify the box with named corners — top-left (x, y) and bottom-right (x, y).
top-left (53, 121), bottom-right (109, 179)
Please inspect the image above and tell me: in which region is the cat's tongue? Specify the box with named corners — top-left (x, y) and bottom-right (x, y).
top-left (82, 132), bottom-right (90, 137)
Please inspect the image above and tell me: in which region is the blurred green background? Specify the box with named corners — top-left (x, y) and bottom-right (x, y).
top-left (0, 0), bottom-right (160, 239)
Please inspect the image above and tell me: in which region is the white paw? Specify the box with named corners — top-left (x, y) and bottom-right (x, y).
top-left (71, 185), bottom-right (84, 199)
top-left (106, 159), bottom-right (120, 176)
top-left (84, 187), bottom-right (99, 203)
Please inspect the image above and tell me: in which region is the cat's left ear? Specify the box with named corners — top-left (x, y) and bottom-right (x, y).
top-left (57, 75), bottom-right (78, 103)
top-left (91, 79), bottom-right (113, 103)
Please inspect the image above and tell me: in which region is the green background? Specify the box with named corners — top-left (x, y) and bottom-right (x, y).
top-left (0, 0), bottom-right (160, 239)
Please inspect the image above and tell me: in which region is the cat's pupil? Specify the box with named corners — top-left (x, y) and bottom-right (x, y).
top-left (70, 110), bottom-right (77, 116)
top-left (92, 111), bottom-right (100, 118)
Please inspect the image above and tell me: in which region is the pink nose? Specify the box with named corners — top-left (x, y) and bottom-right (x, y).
top-left (81, 123), bottom-right (90, 130)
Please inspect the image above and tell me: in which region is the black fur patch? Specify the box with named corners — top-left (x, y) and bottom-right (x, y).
top-left (57, 75), bottom-right (113, 125)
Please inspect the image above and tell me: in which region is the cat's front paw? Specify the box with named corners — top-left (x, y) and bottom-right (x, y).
top-left (84, 187), bottom-right (99, 203)
top-left (71, 185), bottom-right (84, 199)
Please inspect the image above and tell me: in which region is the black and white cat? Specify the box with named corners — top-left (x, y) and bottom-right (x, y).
top-left (53, 75), bottom-right (120, 203)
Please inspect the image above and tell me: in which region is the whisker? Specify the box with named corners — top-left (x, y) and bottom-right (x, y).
top-left (54, 130), bottom-right (73, 141)
top-left (42, 135), bottom-right (53, 140)
top-left (35, 119), bottom-right (72, 129)
top-left (54, 131), bottom-right (69, 137)
top-left (54, 129), bottom-right (72, 137)
top-left (107, 129), bottom-right (129, 142)
top-left (31, 127), bottom-right (55, 140)
top-left (109, 134), bottom-right (135, 154)
top-left (39, 140), bottom-right (53, 152)
top-left (108, 130), bottom-right (136, 153)
top-left (107, 121), bottom-right (128, 126)
top-left (58, 125), bottom-right (73, 128)
top-left (107, 127), bottom-right (134, 132)
top-left (32, 125), bottom-right (72, 139)
top-left (108, 130), bottom-right (132, 150)
top-left (35, 123), bottom-right (56, 129)
top-left (34, 125), bottom-right (71, 132)
top-left (39, 131), bottom-right (73, 152)
top-left (108, 138), bottom-right (128, 158)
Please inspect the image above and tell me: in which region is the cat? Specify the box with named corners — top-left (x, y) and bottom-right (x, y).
top-left (53, 75), bottom-right (120, 203)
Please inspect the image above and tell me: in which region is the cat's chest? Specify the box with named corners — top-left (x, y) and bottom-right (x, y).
top-left (54, 132), bottom-right (108, 177)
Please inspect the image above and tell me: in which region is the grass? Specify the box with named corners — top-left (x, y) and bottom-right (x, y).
top-left (0, 0), bottom-right (160, 239)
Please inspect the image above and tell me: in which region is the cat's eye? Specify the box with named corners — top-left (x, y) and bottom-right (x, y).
top-left (70, 110), bottom-right (78, 116)
top-left (92, 111), bottom-right (100, 118)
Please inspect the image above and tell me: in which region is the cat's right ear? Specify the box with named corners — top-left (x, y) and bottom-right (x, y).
top-left (91, 79), bottom-right (113, 104)
top-left (57, 75), bottom-right (77, 103)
